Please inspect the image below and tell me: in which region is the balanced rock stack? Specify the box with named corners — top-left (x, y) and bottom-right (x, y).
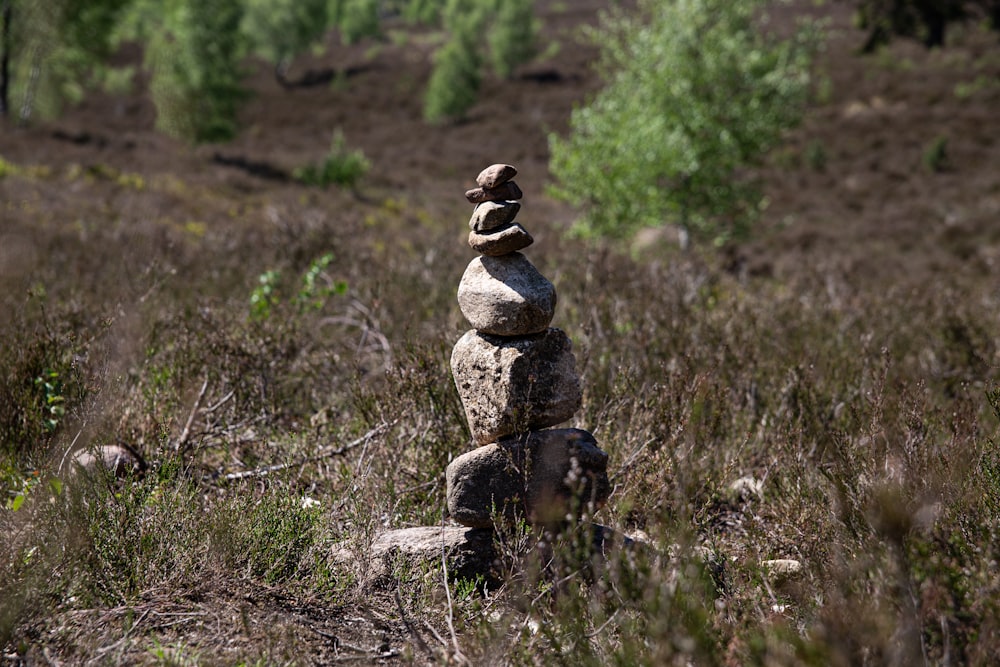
top-left (447, 163), bottom-right (611, 528)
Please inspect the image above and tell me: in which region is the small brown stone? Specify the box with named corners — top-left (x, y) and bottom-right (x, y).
top-left (476, 164), bottom-right (517, 189)
top-left (465, 181), bottom-right (523, 204)
top-left (469, 223), bottom-right (534, 256)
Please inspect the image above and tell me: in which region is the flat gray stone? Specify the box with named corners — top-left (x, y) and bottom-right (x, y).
top-left (465, 181), bottom-right (522, 204)
top-left (727, 476), bottom-right (763, 502)
top-left (451, 328), bottom-right (582, 445)
top-left (761, 559), bottom-right (803, 581)
top-left (370, 526), bottom-right (497, 582)
top-left (457, 253), bottom-right (555, 336)
top-left (469, 200), bottom-right (521, 232)
top-left (447, 428), bottom-right (610, 528)
top-left (476, 163), bottom-right (517, 189)
top-left (69, 444), bottom-right (146, 479)
top-left (469, 222), bottom-right (533, 256)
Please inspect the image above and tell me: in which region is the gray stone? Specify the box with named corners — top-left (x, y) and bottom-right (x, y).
top-left (69, 444), bottom-right (146, 479)
top-left (447, 428), bottom-right (610, 528)
top-left (469, 200), bottom-right (521, 233)
top-left (370, 526), bottom-right (497, 583)
top-left (469, 222), bottom-right (534, 256)
top-left (760, 559), bottom-right (803, 581)
top-left (446, 445), bottom-right (522, 528)
top-left (476, 163), bottom-right (517, 189)
top-left (451, 328), bottom-right (582, 444)
top-left (465, 181), bottom-right (522, 204)
top-left (457, 253), bottom-right (555, 336)
top-left (727, 476), bottom-right (763, 502)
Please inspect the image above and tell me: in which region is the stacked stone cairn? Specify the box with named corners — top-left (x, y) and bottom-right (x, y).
top-left (446, 163), bottom-right (611, 529)
top-left (365, 164), bottom-right (612, 584)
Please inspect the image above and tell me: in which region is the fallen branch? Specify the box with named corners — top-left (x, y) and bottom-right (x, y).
top-left (219, 420), bottom-right (396, 482)
top-left (175, 376), bottom-right (209, 453)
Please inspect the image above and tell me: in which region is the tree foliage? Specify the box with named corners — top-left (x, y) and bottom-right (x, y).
top-left (0, 0), bottom-right (540, 138)
top-left (1, 0), bottom-right (131, 121)
top-left (489, 0), bottom-right (538, 79)
top-left (329, 0), bottom-right (382, 45)
top-left (144, 0), bottom-right (247, 143)
top-left (423, 31), bottom-right (482, 123)
top-left (548, 0), bottom-right (819, 243)
top-left (240, 0), bottom-right (328, 84)
top-left (423, 0), bottom-right (538, 123)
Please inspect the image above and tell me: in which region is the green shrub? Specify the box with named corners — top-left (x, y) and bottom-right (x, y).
top-left (402, 0), bottom-right (448, 25)
top-left (923, 134), bottom-right (949, 172)
top-left (805, 139), bottom-right (828, 171)
top-left (292, 131), bottom-right (371, 188)
top-left (241, 0), bottom-right (329, 81)
top-left (489, 0), bottom-right (539, 79)
top-left (145, 0), bottom-right (248, 143)
top-left (423, 31), bottom-right (483, 123)
top-left (548, 0), bottom-right (819, 243)
top-left (330, 0), bottom-right (382, 44)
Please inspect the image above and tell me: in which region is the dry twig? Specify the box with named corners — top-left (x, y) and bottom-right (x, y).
top-left (175, 376), bottom-right (209, 453)
top-left (219, 420), bottom-right (395, 482)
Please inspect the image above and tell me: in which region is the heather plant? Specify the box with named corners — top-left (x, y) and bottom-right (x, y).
top-left (292, 131), bottom-right (371, 188)
top-left (3, 198), bottom-right (1000, 661)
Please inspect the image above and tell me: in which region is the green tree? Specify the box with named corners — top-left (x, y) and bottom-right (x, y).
top-left (144, 0), bottom-right (247, 143)
top-left (488, 0), bottom-right (538, 79)
top-left (0, 0), bottom-right (132, 121)
top-left (548, 0), bottom-right (818, 243)
top-left (402, 0), bottom-right (448, 25)
top-left (1, 0), bottom-right (541, 137)
top-left (423, 0), bottom-right (539, 122)
top-left (423, 0), bottom-right (489, 123)
top-left (329, 0), bottom-right (381, 45)
top-left (423, 31), bottom-right (482, 123)
top-left (241, 0), bottom-right (328, 86)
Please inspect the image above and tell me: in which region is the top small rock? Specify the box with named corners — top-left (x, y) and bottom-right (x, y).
top-left (477, 164), bottom-right (517, 189)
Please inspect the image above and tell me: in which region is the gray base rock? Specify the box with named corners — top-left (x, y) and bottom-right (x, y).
top-left (469, 222), bottom-right (533, 256)
top-left (369, 526), bottom-right (497, 583)
top-left (451, 328), bottom-right (582, 444)
top-left (447, 428), bottom-right (610, 528)
top-left (457, 253), bottom-right (555, 336)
